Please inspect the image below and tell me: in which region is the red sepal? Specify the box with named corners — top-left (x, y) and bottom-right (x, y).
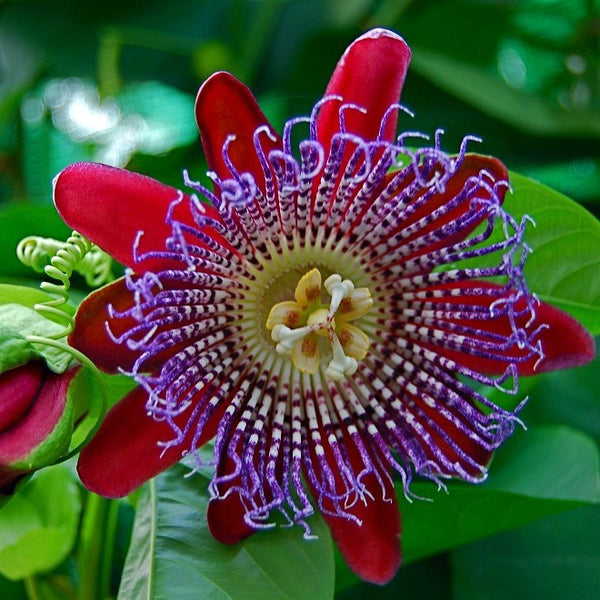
top-left (77, 384), bottom-right (226, 498)
top-left (195, 72), bottom-right (281, 192)
top-left (421, 281), bottom-right (595, 376)
top-left (317, 29), bottom-right (411, 151)
top-left (53, 162), bottom-right (225, 272)
top-left (78, 386), bottom-right (186, 497)
top-left (206, 451), bottom-right (256, 545)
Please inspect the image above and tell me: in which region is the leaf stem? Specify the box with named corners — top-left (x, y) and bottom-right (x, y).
top-left (79, 492), bottom-right (119, 600)
top-left (24, 576), bottom-right (43, 600)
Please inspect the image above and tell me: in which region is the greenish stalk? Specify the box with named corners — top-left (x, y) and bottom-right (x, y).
top-left (97, 27), bottom-right (123, 98)
top-left (24, 576), bottom-right (43, 600)
top-left (79, 493), bottom-right (119, 600)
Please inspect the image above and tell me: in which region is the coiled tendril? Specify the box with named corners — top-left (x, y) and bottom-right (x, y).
top-left (16, 231), bottom-right (114, 459)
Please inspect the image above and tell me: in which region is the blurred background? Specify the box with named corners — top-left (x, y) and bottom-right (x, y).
top-left (1, 0), bottom-right (599, 205)
top-left (0, 1), bottom-right (599, 599)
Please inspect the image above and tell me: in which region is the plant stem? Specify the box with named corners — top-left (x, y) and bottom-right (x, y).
top-left (79, 493), bottom-right (119, 600)
top-left (24, 576), bottom-right (42, 600)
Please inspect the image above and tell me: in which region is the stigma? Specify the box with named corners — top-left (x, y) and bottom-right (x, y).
top-left (266, 268), bottom-right (373, 380)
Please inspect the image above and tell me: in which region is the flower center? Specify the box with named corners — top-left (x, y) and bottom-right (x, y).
top-left (265, 268), bottom-right (373, 380)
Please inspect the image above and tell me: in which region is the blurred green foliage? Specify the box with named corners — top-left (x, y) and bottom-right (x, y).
top-left (1, 0), bottom-right (599, 205)
top-left (0, 1), bottom-right (599, 599)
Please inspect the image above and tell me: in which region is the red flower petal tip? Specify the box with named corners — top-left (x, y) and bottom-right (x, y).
top-left (195, 71), bottom-right (280, 185)
top-left (317, 27), bottom-right (411, 147)
top-left (535, 302), bottom-right (595, 373)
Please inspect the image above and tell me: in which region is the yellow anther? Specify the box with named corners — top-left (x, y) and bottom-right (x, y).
top-left (307, 307), bottom-right (331, 336)
top-left (266, 300), bottom-right (302, 330)
top-left (337, 288), bottom-right (373, 320)
top-left (292, 335), bottom-right (320, 374)
top-left (338, 323), bottom-right (370, 360)
top-left (295, 268), bottom-right (322, 306)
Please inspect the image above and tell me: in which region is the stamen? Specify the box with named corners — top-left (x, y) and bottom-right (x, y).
top-left (266, 269), bottom-right (373, 380)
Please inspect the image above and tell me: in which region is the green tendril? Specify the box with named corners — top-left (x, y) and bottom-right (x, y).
top-left (16, 231), bottom-right (112, 460)
top-left (18, 233), bottom-right (114, 291)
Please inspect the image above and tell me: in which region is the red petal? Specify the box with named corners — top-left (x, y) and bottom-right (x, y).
top-left (195, 72), bottom-right (281, 189)
top-left (70, 276), bottom-right (232, 376)
top-left (419, 281), bottom-right (595, 375)
top-left (0, 363), bottom-right (43, 432)
top-left (412, 154), bottom-right (507, 250)
top-left (412, 389), bottom-right (493, 478)
top-left (316, 28), bottom-right (411, 150)
top-left (530, 300), bottom-right (595, 373)
top-left (54, 162), bottom-right (225, 272)
top-left (77, 384), bottom-right (226, 498)
top-left (0, 366), bottom-right (77, 464)
top-left (305, 423), bottom-right (401, 584)
top-left (206, 449), bottom-right (256, 545)
top-left (321, 479), bottom-right (401, 585)
top-left (69, 279), bottom-right (148, 374)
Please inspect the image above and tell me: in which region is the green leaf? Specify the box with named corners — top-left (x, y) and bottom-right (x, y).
top-left (507, 172), bottom-right (600, 333)
top-left (451, 505), bottom-right (600, 600)
top-left (399, 425), bottom-right (600, 564)
top-left (453, 171), bottom-right (600, 333)
top-left (336, 554), bottom-right (452, 600)
top-left (0, 574), bottom-right (26, 600)
top-left (0, 284), bottom-right (71, 317)
top-left (398, 0), bottom-right (600, 138)
top-left (524, 352), bottom-right (600, 442)
top-left (118, 463), bottom-right (334, 600)
top-left (0, 464), bottom-right (81, 580)
top-left (0, 325), bottom-right (39, 374)
top-left (0, 304), bottom-right (72, 373)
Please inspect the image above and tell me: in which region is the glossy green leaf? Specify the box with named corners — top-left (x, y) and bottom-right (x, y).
top-left (0, 464), bottom-right (81, 580)
top-left (507, 172), bottom-right (600, 333)
top-left (524, 352), bottom-right (600, 442)
top-left (451, 505), bottom-right (600, 600)
top-left (454, 171), bottom-right (600, 333)
top-left (521, 158), bottom-right (600, 204)
top-left (0, 575), bottom-right (27, 600)
top-left (399, 425), bottom-right (600, 564)
top-left (0, 304), bottom-right (72, 373)
top-left (0, 284), bottom-right (71, 316)
top-left (118, 463), bottom-right (334, 600)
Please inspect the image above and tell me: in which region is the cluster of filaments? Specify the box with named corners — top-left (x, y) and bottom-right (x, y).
top-left (109, 101), bottom-right (544, 534)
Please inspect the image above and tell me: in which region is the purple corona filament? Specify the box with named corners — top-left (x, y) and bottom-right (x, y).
top-left (104, 101), bottom-right (540, 537)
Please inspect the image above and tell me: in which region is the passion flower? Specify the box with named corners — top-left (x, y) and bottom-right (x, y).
top-left (53, 29), bottom-right (594, 583)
